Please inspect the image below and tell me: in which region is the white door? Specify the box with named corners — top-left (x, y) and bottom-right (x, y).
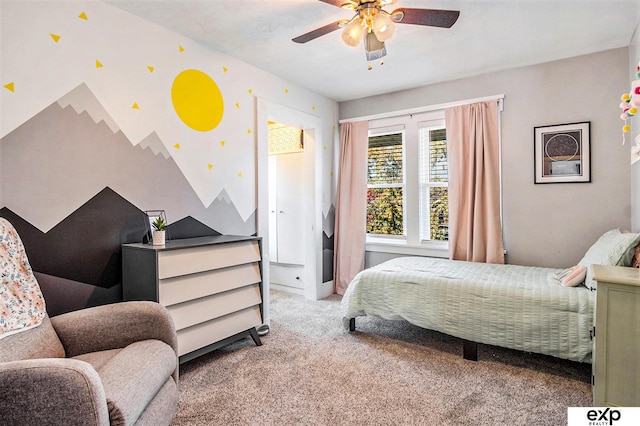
top-left (274, 152), bottom-right (305, 265)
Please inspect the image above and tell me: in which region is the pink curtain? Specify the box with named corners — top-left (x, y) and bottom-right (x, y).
top-left (445, 101), bottom-right (504, 264)
top-left (333, 121), bottom-right (369, 295)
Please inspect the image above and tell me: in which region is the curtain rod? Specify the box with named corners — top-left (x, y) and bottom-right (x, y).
top-left (339, 94), bottom-right (505, 123)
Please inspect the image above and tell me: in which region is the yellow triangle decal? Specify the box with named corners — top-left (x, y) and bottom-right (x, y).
top-left (95, 60), bottom-right (103, 68)
top-left (179, 45), bottom-right (185, 52)
top-left (174, 143), bottom-right (181, 149)
top-left (132, 102), bottom-right (139, 109)
top-left (4, 82), bottom-right (15, 92)
top-left (238, 172), bottom-right (243, 178)
top-left (247, 128), bottom-right (252, 134)
top-left (220, 141), bottom-right (225, 147)
top-left (312, 105), bottom-right (316, 111)
top-left (235, 102), bottom-right (240, 109)
top-left (223, 66), bottom-right (228, 73)
top-left (147, 66), bottom-right (154, 73)
top-left (78, 12), bottom-right (88, 20)
top-left (248, 89), bottom-right (253, 95)
top-left (208, 163), bottom-right (213, 170)
top-left (285, 88), bottom-right (289, 94)
top-left (50, 33), bottom-right (61, 43)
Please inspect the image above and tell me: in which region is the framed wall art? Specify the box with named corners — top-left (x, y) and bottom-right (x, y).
top-left (143, 210), bottom-right (168, 243)
top-left (534, 121), bottom-right (591, 184)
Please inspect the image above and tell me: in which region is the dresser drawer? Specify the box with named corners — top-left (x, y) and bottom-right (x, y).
top-left (176, 306), bottom-right (262, 356)
top-left (158, 240), bottom-right (261, 279)
top-left (167, 283), bottom-right (262, 330)
top-left (159, 263), bottom-right (261, 307)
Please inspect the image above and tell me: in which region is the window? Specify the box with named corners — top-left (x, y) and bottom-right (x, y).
top-left (366, 131), bottom-right (404, 236)
top-left (366, 113), bottom-right (448, 249)
top-left (419, 124), bottom-right (448, 241)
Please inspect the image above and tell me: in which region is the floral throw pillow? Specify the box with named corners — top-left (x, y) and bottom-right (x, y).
top-left (0, 217), bottom-right (46, 339)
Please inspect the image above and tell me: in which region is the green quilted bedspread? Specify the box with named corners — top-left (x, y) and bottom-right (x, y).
top-left (342, 256), bottom-right (595, 363)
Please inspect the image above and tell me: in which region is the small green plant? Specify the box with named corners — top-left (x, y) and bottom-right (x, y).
top-left (152, 216), bottom-right (167, 231)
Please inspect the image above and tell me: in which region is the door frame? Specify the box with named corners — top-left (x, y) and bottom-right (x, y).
top-left (256, 98), bottom-right (324, 325)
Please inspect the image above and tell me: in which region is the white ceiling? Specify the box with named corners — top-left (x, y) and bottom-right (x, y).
top-left (104, 0), bottom-right (640, 102)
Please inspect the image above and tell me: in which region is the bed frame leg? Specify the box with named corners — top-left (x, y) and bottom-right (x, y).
top-left (462, 339), bottom-right (478, 361)
top-left (349, 318), bottom-right (355, 332)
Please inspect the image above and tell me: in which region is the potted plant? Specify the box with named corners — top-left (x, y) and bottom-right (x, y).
top-left (151, 216), bottom-right (167, 246)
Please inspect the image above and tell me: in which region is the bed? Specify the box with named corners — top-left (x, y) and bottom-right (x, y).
top-left (342, 229), bottom-right (640, 363)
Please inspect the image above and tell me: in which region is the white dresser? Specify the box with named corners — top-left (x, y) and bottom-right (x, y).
top-left (122, 236), bottom-right (263, 363)
top-left (591, 265), bottom-right (640, 406)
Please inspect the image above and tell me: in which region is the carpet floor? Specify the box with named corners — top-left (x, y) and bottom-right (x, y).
top-left (171, 290), bottom-right (591, 425)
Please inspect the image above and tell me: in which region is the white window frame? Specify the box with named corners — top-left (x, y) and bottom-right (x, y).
top-left (418, 120), bottom-right (448, 243)
top-left (366, 111), bottom-right (449, 257)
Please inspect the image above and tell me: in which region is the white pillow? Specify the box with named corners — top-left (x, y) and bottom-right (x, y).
top-left (578, 228), bottom-right (640, 290)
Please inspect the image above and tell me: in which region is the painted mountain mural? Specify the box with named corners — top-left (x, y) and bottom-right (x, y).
top-left (0, 83), bottom-right (258, 314)
top-left (0, 82), bottom-right (336, 314)
top-left (0, 83), bottom-right (255, 237)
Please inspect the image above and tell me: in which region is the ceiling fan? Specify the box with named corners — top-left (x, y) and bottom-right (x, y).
top-left (292, 0), bottom-right (460, 67)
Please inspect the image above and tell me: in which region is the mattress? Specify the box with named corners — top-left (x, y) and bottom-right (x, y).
top-left (342, 256), bottom-right (595, 363)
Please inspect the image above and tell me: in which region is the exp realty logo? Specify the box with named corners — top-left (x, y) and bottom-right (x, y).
top-left (586, 408), bottom-right (620, 425)
top-left (568, 407), bottom-right (640, 426)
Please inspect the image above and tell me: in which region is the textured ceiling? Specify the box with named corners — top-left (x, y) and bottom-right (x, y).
top-left (104, 0), bottom-right (640, 102)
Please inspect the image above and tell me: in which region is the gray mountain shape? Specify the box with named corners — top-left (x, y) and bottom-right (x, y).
top-left (57, 84), bottom-right (173, 161)
top-left (323, 204), bottom-right (335, 237)
top-left (1, 83), bottom-right (255, 236)
top-left (137, 131), bottom-right (171, 159)
top-left (56, 83), bottom-right (120, 134)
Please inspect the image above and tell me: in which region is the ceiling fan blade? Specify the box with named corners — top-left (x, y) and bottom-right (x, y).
top-left (392, 8), bottom-right (460, 28)
top-left (292, 21), bottom-right (343, 43)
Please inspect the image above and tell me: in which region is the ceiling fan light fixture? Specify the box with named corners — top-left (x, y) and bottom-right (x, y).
top-left (291, 0), bottom-right (460, 68)
top-left (364, 31), bottom-right (387, 61)
top-left (372, 13), bottom-right (395, 42)
top-left (341, 18), bottom-right (364, 47)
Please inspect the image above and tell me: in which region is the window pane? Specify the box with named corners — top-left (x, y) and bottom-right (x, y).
top-left (429, 128), bottom-right (447, 182)
top-left (366, 187), bottom-right (403, 235)
top-left (368, 133), bottom-right (403, 185)
top-left (419, 125), bottom-right (448, 241)
top-left (429, 187), bottom-right (448, 241)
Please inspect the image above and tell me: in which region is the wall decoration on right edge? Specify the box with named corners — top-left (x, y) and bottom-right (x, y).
top-left (534, 121), bottom-right (591, 184)
top-left (618, 60), bottom-right (640, 164)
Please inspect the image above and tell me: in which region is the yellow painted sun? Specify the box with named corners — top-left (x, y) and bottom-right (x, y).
top-left (171, 69), bottom-right (224, 132)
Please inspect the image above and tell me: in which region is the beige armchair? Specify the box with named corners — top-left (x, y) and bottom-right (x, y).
top-left (0, 217), bottom-right (179, 426)
top-left (0, 301), bottom-right (179, 426)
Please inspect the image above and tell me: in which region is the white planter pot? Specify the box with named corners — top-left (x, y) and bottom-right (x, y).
top-left (152, 230), bottom-right (166, 246)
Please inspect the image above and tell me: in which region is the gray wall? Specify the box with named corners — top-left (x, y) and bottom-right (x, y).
top-left (341, 48), bottom-right (631, 269)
